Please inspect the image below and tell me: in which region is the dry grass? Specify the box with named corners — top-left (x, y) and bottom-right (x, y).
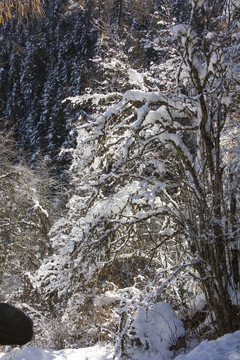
top-left (0, 0), bottom-right (45, 25)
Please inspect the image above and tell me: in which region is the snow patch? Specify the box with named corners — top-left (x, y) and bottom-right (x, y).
top-left (0, 331), bottom-right (240, 360)
top-left (0, 344), bottom-right (113, 360)
top-left (175, 331), bottom-right (240, 360)
top-left (130, 302), bottom-right (185, 359)
top-left (128, 69), bottom-right (146, 91)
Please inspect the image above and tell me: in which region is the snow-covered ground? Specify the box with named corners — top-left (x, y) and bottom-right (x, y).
top-left (0, 331), bottom-right (240, 360)
top-left (0, 344), bottom-right (113, 360)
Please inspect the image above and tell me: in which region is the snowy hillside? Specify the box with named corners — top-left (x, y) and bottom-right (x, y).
top-left (0, 0), bottom-right (97, 167)
top-left (0, 0), bottom-right (239, 358)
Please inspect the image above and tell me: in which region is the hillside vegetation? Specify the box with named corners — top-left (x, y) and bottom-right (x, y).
top-left (0, 0), bottom-right (239, 358)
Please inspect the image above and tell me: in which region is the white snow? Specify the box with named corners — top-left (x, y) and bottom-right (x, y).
top-left (128, 69), bottom-right (146, 91)
top-left (0, 331), bottom-right (240, 360)
top-left (175, 331), bottom-right (240, 360)
top-left (0, 344), bottom-right (113, 360)
top-left (129, 302), bottom-right (185, 360)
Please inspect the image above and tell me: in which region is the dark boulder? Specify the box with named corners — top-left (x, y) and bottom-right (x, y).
top-left (0, 303), bottom-right (33, 345)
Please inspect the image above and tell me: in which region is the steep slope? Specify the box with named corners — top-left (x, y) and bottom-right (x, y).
top-left (0, 0), bottom-right (188, 169)
top-left (0, 0), bottom-right (97, 169)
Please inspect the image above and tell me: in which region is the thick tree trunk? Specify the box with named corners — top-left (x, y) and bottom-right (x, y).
top-left (196, 259), bottom-right (238, 335)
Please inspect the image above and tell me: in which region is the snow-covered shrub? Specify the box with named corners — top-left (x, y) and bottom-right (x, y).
top-left (32, 0), bottom-right (240, 350)
top-left (111, 297), bottom-right (186, 359)
top-left (128, 302), bottom-right (185, 359)
top-left (0, 132), bottom-right (62, 301)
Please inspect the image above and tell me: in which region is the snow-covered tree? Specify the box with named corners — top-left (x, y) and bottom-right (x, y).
top-left (0, 0), bottom-right (97, 170)
top-left (0, 131), bottom-right (64, 303)
top-left (33, 0), bottom-right (240, 350)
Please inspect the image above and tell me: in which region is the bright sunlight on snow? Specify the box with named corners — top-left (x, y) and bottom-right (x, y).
top-left (0, 331), bottom-right (240, 360)
top-left (0, 344), bottom-right (113, 360)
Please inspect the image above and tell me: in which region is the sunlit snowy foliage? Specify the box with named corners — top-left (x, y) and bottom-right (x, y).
top-left (30, 0), bottom-right (240, 356)
top-left (0, 0), bottom-right (239, 357)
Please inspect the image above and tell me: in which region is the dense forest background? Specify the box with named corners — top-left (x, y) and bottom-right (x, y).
top-left (0, 0), bottom-right (239, 358)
